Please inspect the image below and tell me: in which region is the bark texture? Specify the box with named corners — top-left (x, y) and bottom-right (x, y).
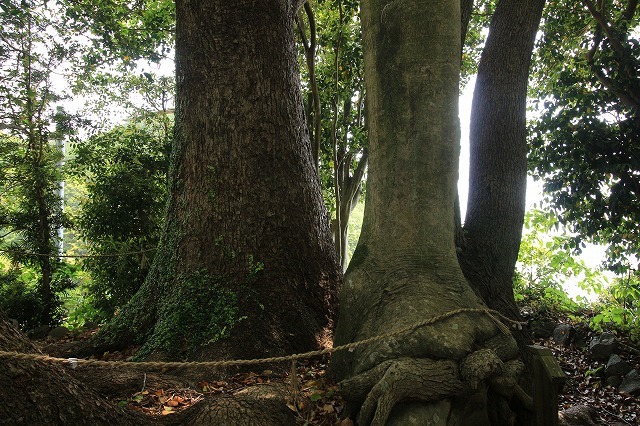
top-left (0, 315), bottom-right (300, 425)
top-left (332, 0), bottom-right (523, 424)
top-left (82, 0), bottom-right (340, 362)
top-left (460, 0), bottom-right (546, 325)
top-left (179, 384), bottom-right (295, 426)
top-left (0, 316), bottom-right (148, 426)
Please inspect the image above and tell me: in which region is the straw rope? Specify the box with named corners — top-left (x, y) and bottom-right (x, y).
top-left (0, 308), bottom-right (525, 370)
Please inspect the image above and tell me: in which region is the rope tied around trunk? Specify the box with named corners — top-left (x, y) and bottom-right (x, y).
top-left (0, 308), bottom-right (525, 370)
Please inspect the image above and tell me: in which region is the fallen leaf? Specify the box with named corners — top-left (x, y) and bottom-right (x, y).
top-left (309, 393), bottom-right (322, 402)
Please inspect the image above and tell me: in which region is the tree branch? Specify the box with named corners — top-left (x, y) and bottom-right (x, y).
top-left (624, 0), bottom-right (638, 21)
top-left (296, 2), bottom-right (321, 171)
top-left (581, 0), bottom-right (626, 56)
top-left (592, 67), bottom-right (640, 110)
top-left (585, 26), bottom-right (602, 63)
top-left (461, 0), bottom-right (474, 48)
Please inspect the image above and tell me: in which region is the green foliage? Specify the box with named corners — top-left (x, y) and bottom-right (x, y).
top-left (529, 0), bottom-right (640, 274)
top-left (590, 271), bottom-right (640, 342)
top-left (69, 121), bottom-right (171, 321)
top-left (514, 209), bottom-right (607, 315)
top-left (61, 285), bottom-right (101, 330)
top-left (0, 258), bottom-right (81, 329)
top-left (59, 0), bottom-right (175, 68)
top-left (297, 0), bottom-right (367, 214)
top-left (73, 68), bottom-right (175, 130)
top-left (462, 0), bottom-right (496, 87)
top-left (0, 1), bottom-right (80, 326)
top-left (0, 266), bottom-right (46, 330)
top-left (515, 209), bottom-right (640, 342)
top-left (149, 269), bottom-right (241, 356)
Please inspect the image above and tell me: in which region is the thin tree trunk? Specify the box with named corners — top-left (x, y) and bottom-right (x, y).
top-left (460, 0), bottom-right (546, 325)
top-left (333, 150), bottom-right (367, 271)
top-left (461, 0), bottom-right (474, 47)
top-left (297, 1), bottom-right (321, 171)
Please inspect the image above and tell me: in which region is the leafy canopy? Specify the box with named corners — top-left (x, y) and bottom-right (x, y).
top-left (530, 0), bottom-right (640, 274)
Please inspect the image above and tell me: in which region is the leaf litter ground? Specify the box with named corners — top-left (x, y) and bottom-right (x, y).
top-left (534, 331), bottom-right (639, 425)
top-left (119, 359), bottom-right (350, 425)
top-left (37, 325), bottom-right (639, 425)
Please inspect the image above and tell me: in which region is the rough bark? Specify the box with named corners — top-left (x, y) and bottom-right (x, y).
top-left (332, 0), bottom-right (523, 424)
top-left (0, 315), bottom-right (149, 425)
top-left (78, 0), bottom-right (340, 362)
top-left (178, 384), bottom-right (295, 426)
top-left (460, 0), bottom-right (546, 329)
top-left (0, 315), bottom-right (300, 425)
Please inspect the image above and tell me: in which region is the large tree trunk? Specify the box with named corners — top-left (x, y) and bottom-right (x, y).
top-left (460, 0), bottom-right (546, 326)
top-left (81, 0), bottom-right (340, 362)
top-left (332, 1), bottom-right (524, 424)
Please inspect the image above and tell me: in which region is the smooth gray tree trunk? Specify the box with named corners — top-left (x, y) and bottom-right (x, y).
top-left (332, 1), bottom-right (524, 424)
top-left (460, 0), bottom-right (546, 345)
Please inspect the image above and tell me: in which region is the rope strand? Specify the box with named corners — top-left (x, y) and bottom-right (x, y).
top-left (0, 308), bottom-right (525, 370)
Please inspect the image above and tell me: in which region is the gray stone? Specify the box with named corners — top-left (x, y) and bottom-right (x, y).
top-left (530, 319), bottom-right (557, 338)
top-left (27, 325), bottom-right (51, 339)
top-left (588, 332), bottom-right (619, 360)
top-left (605, 375), bottom-right (623, 388)
top-left (558, 405), bottom-right (598, 426)
top-left (83, 321), bottom-right (99, 330)
top-left (572, 325), bottom-right (589, 348)
top-left (47, 326), bottom-right (70, 340)
top-left (619, 369), bottom-right (640, 395)
top-left (605, 354), bottom-right (632, 377)
top-left (8, 318), bottom-right (20, 329)
top-left (552, 324), bottom-right (575, 346)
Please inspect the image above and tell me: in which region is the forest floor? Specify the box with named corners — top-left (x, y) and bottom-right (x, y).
top-left (37, 321), bottom-right (639, 425)
top-left (534, 321), bottom-right (639, 426)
